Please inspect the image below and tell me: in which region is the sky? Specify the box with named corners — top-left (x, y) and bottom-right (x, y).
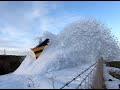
top-left (0, 1), bottom-right (120, 49)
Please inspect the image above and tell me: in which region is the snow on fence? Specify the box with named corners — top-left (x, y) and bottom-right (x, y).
top-left (60, 58), bottom-right (105, 89)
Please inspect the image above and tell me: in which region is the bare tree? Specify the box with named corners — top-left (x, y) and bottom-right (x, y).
top-left (48, 76), bottom-right (56, 89)
top-left (27, 77), bottom-right (35, 88)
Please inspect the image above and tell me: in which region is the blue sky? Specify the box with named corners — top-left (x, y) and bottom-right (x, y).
top-left (0, 1), bottom-right (120, 49)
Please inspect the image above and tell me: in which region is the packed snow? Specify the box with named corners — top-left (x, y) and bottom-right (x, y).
top-left (0, 18), bottom-right (120, 89)
top-left (108, 66), bottom-right (120, 75)
top-left (103, 64), bottom-right (120, 89)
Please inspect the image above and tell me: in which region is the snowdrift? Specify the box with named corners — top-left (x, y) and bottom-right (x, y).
top-left (14, 18), bottom-right (120, 75)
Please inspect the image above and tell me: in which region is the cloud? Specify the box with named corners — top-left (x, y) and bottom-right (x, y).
top-left (38, 13), bottom-right (82, 35)
top-left (0, 1), bottom-right (63, 48)
top-left (0, 1), bottom-right (82, 49)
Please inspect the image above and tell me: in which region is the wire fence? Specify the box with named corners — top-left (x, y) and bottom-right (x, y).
top-left (60, 58), bottom-right (104, 89)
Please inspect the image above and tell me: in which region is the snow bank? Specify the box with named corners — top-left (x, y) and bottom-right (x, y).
top-left (14, 50), bottom-right (36, 74)
top-left (103, 64), bottom-right (120, 89)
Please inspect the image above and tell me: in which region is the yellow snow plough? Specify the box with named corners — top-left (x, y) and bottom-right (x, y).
top-left (31, 39), bottom-right (49, 59)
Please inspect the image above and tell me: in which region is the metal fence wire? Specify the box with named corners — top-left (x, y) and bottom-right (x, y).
top-left (60, 59), bottom-right (104, 89)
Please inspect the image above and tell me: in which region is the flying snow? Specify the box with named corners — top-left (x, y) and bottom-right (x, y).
top-left (15, 18), bottom-right (120, 75)
top-left (0, 18), bottom-right (120, 89)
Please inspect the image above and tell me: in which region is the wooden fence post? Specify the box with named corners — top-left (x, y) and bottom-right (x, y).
top-left (92, 57), bottom-right (105, 89)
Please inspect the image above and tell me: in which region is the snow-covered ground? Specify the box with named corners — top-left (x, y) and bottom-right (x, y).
top-left (103, 64), bottom-right (120, 89)
top-left (0, 18), bottom-right (120, 89)
top-left (0, 62), bottom-right (95, 89)
top-left (108, 66), bottom-right (120, 75)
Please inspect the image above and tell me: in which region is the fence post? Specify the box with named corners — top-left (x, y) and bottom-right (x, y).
top-left (92, 57), bottom-right (104, 89)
